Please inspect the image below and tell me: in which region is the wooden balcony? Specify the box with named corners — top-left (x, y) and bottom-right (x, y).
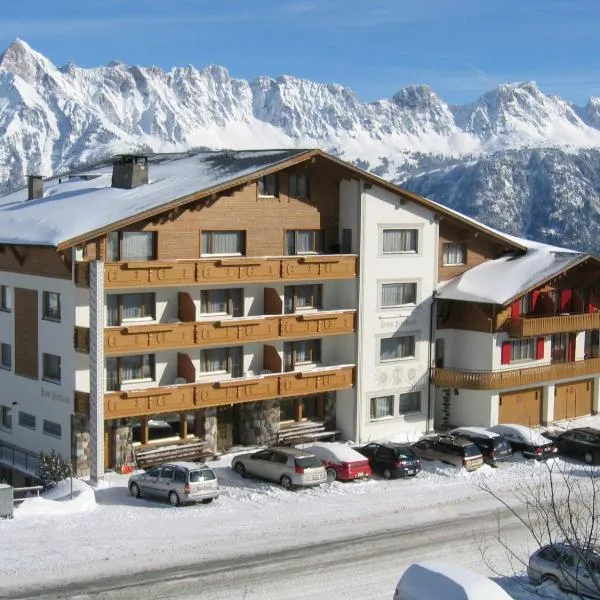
top-left (102, 365), bottom-right (355, 419)
top-left (509, 312), bottom-right (600, 337)
top-left (74, 391), bottom-right (90, 417)
top-left (433, 357), bottom-right (600, 391)
top-left (74, 255), bottom-right (358, 289)
top-left (103, 310), bottom-right (356, 354)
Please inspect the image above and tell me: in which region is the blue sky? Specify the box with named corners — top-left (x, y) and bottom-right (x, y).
top-left (1, 0), bottom-right (599, 105)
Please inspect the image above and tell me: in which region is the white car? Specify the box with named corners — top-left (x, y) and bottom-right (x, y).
top-left (488, 423), bottom-right (557, 460)
top-left (394, 560), bottom-right (512, 600)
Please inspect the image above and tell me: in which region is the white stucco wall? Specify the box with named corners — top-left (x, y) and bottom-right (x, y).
top-left (0, 273), bottom-right (76, 460)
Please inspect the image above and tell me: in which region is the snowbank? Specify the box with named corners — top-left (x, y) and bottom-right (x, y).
top-left (15, 478), bottom-right (96, 517)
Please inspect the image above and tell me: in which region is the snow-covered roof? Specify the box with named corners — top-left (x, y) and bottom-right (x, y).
top-left (436, 242), bottom-right (586, 306)
top-left (0, 149), bottom-right (310, 247)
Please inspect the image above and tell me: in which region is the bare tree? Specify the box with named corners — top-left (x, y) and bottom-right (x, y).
top-left (479, 460), bottom-right (600, 598)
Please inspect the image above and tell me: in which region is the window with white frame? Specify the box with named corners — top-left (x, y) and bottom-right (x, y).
top-left (382, 229), bottom-right (418, 254)
top-left (258, 174), bottom-right (279, 197)
top-left (43, 420), bottom-right (61, 438)
top-left (289, 173), bottom-right (309, 199)
top-left (0, 285), bottom-right (11, 311)
top-left (0, 343), bottom-right (10, 370)
top-left (18, 411), bottom-right (35, 430)
top-left (370, 395), bottom-right (394, 420)
top-left (42, 291), bottom-right (61, 322)
top-left (200, 288), bottom-right (243, 317)
top-left (284, 284), bottom-right (322, 313)
top-left (107, 231), bottom-right (156, 261)
top-left (442, 242), bottom-right (467, 266)
top-left (399, 391), bottom-right (421, 414)
top-left (42, 353), bottom-right (61, 383)
top-left (201, 231), bottom-right (245, 255)
top-left (510, 338), bottom-right (535, 361)
top-left (380, 282), bottom-right (417, 307)
top-left (380, 335), bottom-right (416, 362)
top-left (1, 405), bottom-right (11, 430)
top-left (285, 230), bottom-right (324, 255)
top-left (200, 346), bottom-right (242, 377)
top-left (107, 293), bottom-right (155, 326)
top-left (106, 354), bottom-right (155, 391)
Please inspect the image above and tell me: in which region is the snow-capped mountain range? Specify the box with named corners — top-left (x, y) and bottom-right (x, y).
top-left (2, 38), bottom-right (600, 252)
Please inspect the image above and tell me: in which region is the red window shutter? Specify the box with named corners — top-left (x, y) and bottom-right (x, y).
top-left (568, 334), bottom-right (575, 362)
top-left (589, 290), bottom-right (597, 313)
top-left (501, 342), bottom-right (511, 365)
top-left (536, 337), bottom-right (545, 359)
top-left (532, 290), bottom-right (540, 312)
top-left (511, 300), bottom-right (521, 319)
top-left (561, 289), bottom-right (572, 312)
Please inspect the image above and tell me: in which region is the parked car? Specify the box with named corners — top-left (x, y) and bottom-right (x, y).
top-left (488, 424), bottom-right (557, 460)
top-left (412, 434), bottom-right (484, 471)
top-left (528, 542), bottom-right (600, 598)
top-left (554, 427), bottom-right (600, 465)
top-left (128, 461), bottom-right (219, 506)
top-left (394, 560), bottom-right (513, 600)
top-left (449, 427), bottom-right (513, 466)
top-left (299, 442), bottom-right (372, 482)
top-left (232, 447), bottom-right (327, 490)
top-left (355, 442), bottom-right (421, 479)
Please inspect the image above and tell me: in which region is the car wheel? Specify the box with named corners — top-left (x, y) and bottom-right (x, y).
top-left (280, 475), bottom-right (293, 490)
top-left (584, 452), bottom-right (594, 465)
top-left (541, 573), bottom-right (560, 588)
top-left (233, 462), bottom-right (247, 477)
top-left (326, 468), bottom-right (337, 483)
top-left (169, 491), bottom-right (180, 507)
top-left (201, 498), bottom-right (214, 504)
top-left (383, 468), bottom-right (393, 480)
top-left (129, 482), bottom-right (140, 498)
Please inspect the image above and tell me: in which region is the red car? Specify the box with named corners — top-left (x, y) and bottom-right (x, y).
top-left (300, 442), bottom-right (372, 482)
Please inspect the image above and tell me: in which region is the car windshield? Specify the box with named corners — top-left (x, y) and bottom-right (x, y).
top-left (394, 447), bottom-right (417, 460)
top-left (296, 456), bottom-right (323, 469)
top-left (463, 445), bottom-right (481, 457)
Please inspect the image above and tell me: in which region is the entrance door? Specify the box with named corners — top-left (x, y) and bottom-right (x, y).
top-left (499, 388), bottom-right (543, 426)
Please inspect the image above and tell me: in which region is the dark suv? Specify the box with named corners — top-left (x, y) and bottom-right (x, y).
top-left (449, 427), bottom-right (513, 466)
top-left (412, 434), bottom-right (484, 471)
top-left (356, 442), bottom-right (421, 479)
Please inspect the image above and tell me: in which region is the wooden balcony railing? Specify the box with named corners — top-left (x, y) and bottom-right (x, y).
top-left (510, 312), bottom-right (600, 337)
top-left (433, 357), bottom-right (600, 391)
top-left (103, 310), bottom-right (356, 354)
top-left (102, 365), bottom-right (355, 419)
top-left (71, 255), bottom-right (358, 289)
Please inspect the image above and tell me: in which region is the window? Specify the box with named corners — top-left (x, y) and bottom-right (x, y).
top-left (284, 285), bottom-right (322, 313)
top-left (43, 420), bottom-right (61, 438)
top-left (442, 243), bottom-right (467, 265)
top-left (382, 229), bottom-right (418, 254)
top-left (1, 405), bottom-right (11, 430)
top-left (200, 288), bottom-right (243, 317)
top-left (0, 343), bottom-right (10, 370)
top-left (200, 346), bottom-right (242, 377)
top-left (106, 354), bottom-right (155, 391)
top-left (370, 395), bottom-right (394, 420)
top-left (18, 411), bottom-right (36, 430)
top-left (201, 231), bottom-right (245, 255)
top-left (399, 391), bottom-right (421, 414)
top-left (107, 293), bottom-right (155, 326)
top-left (0, 285), bottom-right (11, 311)
top-left (42, 292), bottom-right (61, 322)
top-left (107, 231), bottom-right (157, 262)
top-left (289, 173), bottom-right (309, 199)
top-left (380, 335), bottom-right (416, 362)
top-left (284, 340), bottom-right (321, 371)
top-left (380, 282), bottom-right (417, 307)
top-left (519, 294), bottom-right (531, 316)
top-left (286, 230), bottom-right (324, 255)
top-left (258, 174), bottom-right (278, 197)
top-left (510, 338), bottom-right (535, 361)
top-left (42, 353), bottom-right (61, 383)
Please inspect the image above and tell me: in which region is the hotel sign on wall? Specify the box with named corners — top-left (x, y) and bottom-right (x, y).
top-left (41, 387), bottom-right (70, 405)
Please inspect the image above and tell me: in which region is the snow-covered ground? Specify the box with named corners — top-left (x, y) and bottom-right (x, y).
top-left (1, 417), bottom-right (598, 599)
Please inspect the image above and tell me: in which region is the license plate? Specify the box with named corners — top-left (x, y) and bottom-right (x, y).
top-left (356, 472), bottom-right (364, 478)
top-left (311, 475), bottom-right (321, 481)
top-left (408, 469), bottom-right (415, 475)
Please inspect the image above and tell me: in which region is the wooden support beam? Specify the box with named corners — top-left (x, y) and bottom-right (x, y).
top-left (316, 396), bottom-right (325, 419)
top-left (179, 414), bottom-right (188, 439)
top-left (294, 399), bottom-right (303, 423)
top-left (140, 417), bottom-right (149, 445)
top-left (194, 410), bottom-right (203, 437)
top-left (9, 245), bottom-right (25, 266)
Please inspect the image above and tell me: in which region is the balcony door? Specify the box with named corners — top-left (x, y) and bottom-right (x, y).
top-left (551, 333), bottom-right (576, 363)
top-left (585, 330), bottom-right (600, 359)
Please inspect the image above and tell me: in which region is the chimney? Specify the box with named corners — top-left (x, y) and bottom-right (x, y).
top-left (111, 155), bottom-right (149, 190)
top-left (27, 175), bottom-right (44, 201)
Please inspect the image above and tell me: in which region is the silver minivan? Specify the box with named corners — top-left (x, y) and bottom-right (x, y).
top-left (232, 447), bottom-right (327, 490)
top-left (128, 461), bottom-right (219, 506)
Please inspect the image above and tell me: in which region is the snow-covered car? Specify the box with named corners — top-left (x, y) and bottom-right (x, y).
top-left (393, 560), bottom-right (513, 600)
top-left (298, 442), bottom-right (372, 482)
top-left (449, 426), bottom-right (513, 466)
top-left (487, 423), bottom-right (557, 460)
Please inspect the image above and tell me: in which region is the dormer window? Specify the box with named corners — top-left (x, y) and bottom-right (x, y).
top-left (442, 242), bottom-right (467, 266)
top-left (258, 174), bottom-right (278, 198)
